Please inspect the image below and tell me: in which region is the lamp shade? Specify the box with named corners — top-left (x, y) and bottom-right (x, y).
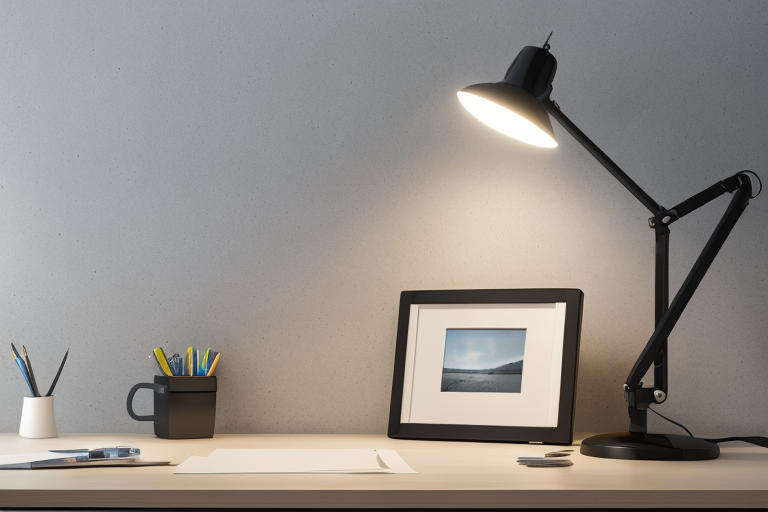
top-left (457, 85), bottom-right (557, 147)
top-left (458, 45), bottom-right (558, 148)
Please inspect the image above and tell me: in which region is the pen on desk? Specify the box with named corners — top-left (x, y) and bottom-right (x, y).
top-left (45, 345), bottom-right (70, 396)
top-left (49, 446), bottom-right (141, 460)
top-left (21, 345), bottom-right (41, 397)
top-left (11, 348), bottom-right (36, 396)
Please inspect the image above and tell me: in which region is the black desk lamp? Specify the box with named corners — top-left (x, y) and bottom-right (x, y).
top-left (458, 37), bottom-right (759, 460)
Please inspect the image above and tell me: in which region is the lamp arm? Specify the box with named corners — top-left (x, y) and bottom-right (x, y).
top-left (541, 98), bottom-right (662, 215)
top-left (646, 173), bottom-right (748, 398)
top-left (539, 96), bottom-right (753, 434)
top-left (649, 173), bottom-right (745, 227)
top-left (541, 96), bottom-right (673, 401)
top-left (626, 175), bottom-right (753, 390)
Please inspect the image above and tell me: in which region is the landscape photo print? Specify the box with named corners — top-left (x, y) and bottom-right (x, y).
top-left (441, 328), bottom-right (526, 393)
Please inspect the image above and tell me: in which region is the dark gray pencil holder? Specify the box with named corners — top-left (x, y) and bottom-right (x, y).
top-left (126, 376), bottom-right (216, 439)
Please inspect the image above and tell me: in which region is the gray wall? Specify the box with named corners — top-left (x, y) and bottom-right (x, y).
top-left (2, 0), bottom-right (767, 438)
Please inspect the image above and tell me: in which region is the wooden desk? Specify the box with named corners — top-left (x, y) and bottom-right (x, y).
top-left (1, 433), bottom-right (767, 509)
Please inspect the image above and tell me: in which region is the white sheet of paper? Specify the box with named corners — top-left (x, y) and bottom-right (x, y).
top-left (173, 448), bottom-right (417, 474)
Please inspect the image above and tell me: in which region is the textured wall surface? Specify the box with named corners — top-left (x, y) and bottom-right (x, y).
top-left (1, 0), bottom-right (766, 438)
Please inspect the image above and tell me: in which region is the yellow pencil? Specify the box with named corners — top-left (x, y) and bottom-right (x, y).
top-left (206, 353), bottom-right (220, 376)
top-left (152, 348), bottom-right (173, 376)
top-left (202, 348), bottom-right (211, 374)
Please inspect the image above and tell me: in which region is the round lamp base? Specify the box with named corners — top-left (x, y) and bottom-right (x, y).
top-left (580, 432), bottom-right (719, 461)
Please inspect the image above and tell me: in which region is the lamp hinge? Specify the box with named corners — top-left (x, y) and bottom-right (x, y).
top-left (624, 383), bottom-right (665, 409)
top-left (648, 209), bottom-right (679, 228)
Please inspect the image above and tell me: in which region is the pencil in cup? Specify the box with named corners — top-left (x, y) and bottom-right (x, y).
top-left (151, 347), bottom-right (220, 376)
top-left (11, 344), bottom-right (70, 397)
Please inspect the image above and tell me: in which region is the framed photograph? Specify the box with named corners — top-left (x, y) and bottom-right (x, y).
top-left (388, 289), bottom-right (583, 445)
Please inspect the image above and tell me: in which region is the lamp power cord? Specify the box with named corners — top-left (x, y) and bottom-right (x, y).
top-left (648, 405), bottom-right (768, 448)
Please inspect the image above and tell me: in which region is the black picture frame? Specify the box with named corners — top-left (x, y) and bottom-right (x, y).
top-left (388, 289), bottom-right (583, 445)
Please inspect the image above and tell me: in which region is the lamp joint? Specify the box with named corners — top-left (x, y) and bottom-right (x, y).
top-left (624, 383), bottom-right (665, 409)
top-left (648, 209), bottom-right (679, 228)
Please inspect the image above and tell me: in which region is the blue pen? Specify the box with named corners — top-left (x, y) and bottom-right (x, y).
top-left (11, 349), bottom-right (35, 396)
top-left (21, 345), bottom-right (41, 397)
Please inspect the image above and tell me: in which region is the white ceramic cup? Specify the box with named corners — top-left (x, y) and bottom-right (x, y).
top-left (19, 396), bottom-right (58, 439)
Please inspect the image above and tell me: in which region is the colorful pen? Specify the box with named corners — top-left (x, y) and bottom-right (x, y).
top-left (148, 346), bottom-right (220, 376)
top-left (202, 348), bottom-right (210, 375)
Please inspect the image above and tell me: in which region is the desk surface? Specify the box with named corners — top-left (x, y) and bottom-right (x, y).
top-left (1, 433), bottom-right (767, 509)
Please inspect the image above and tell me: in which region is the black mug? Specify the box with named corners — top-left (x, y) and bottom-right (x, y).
top-left (127, 375), bottom-right (217, 439)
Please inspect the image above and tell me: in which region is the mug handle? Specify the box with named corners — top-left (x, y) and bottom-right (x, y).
top-left (126, 383), bottom-right (167, 421)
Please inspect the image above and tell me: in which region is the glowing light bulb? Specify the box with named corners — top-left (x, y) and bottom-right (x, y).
top-left (458, 91), bottom-right (557, 148)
